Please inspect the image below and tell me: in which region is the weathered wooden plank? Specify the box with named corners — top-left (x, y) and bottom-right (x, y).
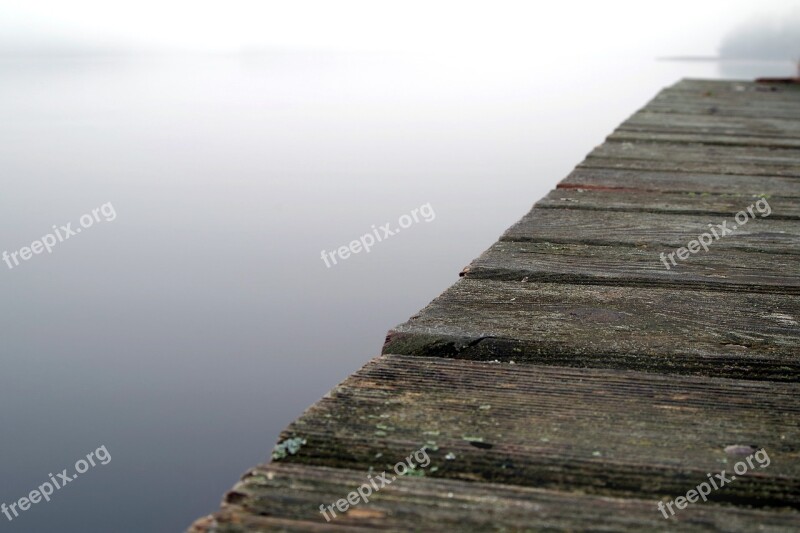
top-left (669, 79), bottom-right (800, 98)
top-left (501, 207), bottom-right (800, 255)
top-left (619, 111), bottom-right (800, 139)
top-left (653, 88), bottom-right (800, 106)
top-left (643, 103), bottom-right (800, 120)
top-left (647, 80), bottom-right (800, 113)
top-left (647, 89), bottom-right (800, 108)
top-left (383, 280), bottom-right (800, 380)
top-left (580, 156), bottom-right (800, 178)
top-left (641, 80), bottom-right (800, 118)
top-left (609, 130), bottom-right (800, 149)
top-left (588, 141), bottom-right (800, 166)
top-left (276, 355), bottom-right (800, 504)
top-left (537, 188), bottom-right (800, 219)
top-left (583, 141), bottom-right (800, 177)
top-left (461, 241), bottom-right (800, 294)
top-left (558, 168), bottom-right (800, 197)
top-left (640, 102), bottom-right (800, 121)
top-left (189, 463), bottom-right (800, 532)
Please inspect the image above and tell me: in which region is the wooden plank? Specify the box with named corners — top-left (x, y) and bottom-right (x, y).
top-left (275, 356), bottom-right (800, 503)
top-left (640, 102), bottom-right (800, 121)
top-left (588, 141), bottom-right (800, 166)
top-left (647, 89), bottom-right (800, 107)
top-left (558, 168), bottom-right (800, 197)
top-left (640, 80), bottom-right (800, 119)
top-left (653, 89), bottom-right (800, 106)
top-left (644, 102), bottom-right (800, 119)
top-left (608, 130), bottom-right (800, 149)
top-left (189, 463), bottom-right (800, 532)
top-left (669, 79), bottom-right (800, 98)
top-left (383, 280), bottom-right (800, 381)
top-left (646, 80), bottom-right (800, 114)
top-left (619, 111), bottom-right (800, 139)
top-left (536, 188), bottom-right (800, 219)
top-left (583, 141), bottom-right (800, 177)
top-left (580, 157), bottom-right (800, 178)
top-left (461, 241), bottom-right (800, 294)
top-left (501, 207), bottom-right (800, 255)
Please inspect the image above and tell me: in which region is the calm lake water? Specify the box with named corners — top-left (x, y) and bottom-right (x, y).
top-left (0, 52), bottom-right (792, 531)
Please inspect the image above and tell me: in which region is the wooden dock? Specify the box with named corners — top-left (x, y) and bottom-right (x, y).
top-left (190, 79), bottom-right (800, 532)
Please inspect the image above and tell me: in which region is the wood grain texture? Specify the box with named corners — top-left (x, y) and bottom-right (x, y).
top-left (558, 168), bottom-right (800, 197)
top-left (643, 100), bottom-right (800, 119)
top-left (188, 462), bottom-right (800, 532)
top-left (580, 157), bottom-right (800, 179)
top-left (588, 141), bottom-right (800, 165)
top-left (277, 356), bottom-right (799, 504)
top-left (537, 188), bottom-right (800, 219)
top-left (608, 130), bottom-right (800, 149)
top-left (619, 111), bottom-right (800, 139)
top-left (383, 279), bottom-right (800, 381)
top-left (641, 101), bottom-right (800, 121)
top-left (501, 207), bottom-right (800, 255)
top-left (650, 93), bottom-right (800, 109)
top-left (651, 88), bottom-right (800, 106)
top-left (668, 79), bottom-right (800, 98)
top-left (461, 241), bottom-right (800, 294)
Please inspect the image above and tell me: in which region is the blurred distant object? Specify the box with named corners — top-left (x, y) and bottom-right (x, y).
top-left (720, 8), bottom-right (800, 82)
top-left (657, 7), bottom-right (799, 80)
top-left (719, 9), bottom-right (800, 60)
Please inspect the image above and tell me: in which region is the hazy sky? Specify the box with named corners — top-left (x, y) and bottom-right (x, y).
top-left (720, 8), bottom-right (800, 59)
top-left (0, 0), bottom-right (797, 56)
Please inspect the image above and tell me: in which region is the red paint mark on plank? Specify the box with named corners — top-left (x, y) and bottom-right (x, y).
top-left (557, 183), bottom-right (651, 192)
